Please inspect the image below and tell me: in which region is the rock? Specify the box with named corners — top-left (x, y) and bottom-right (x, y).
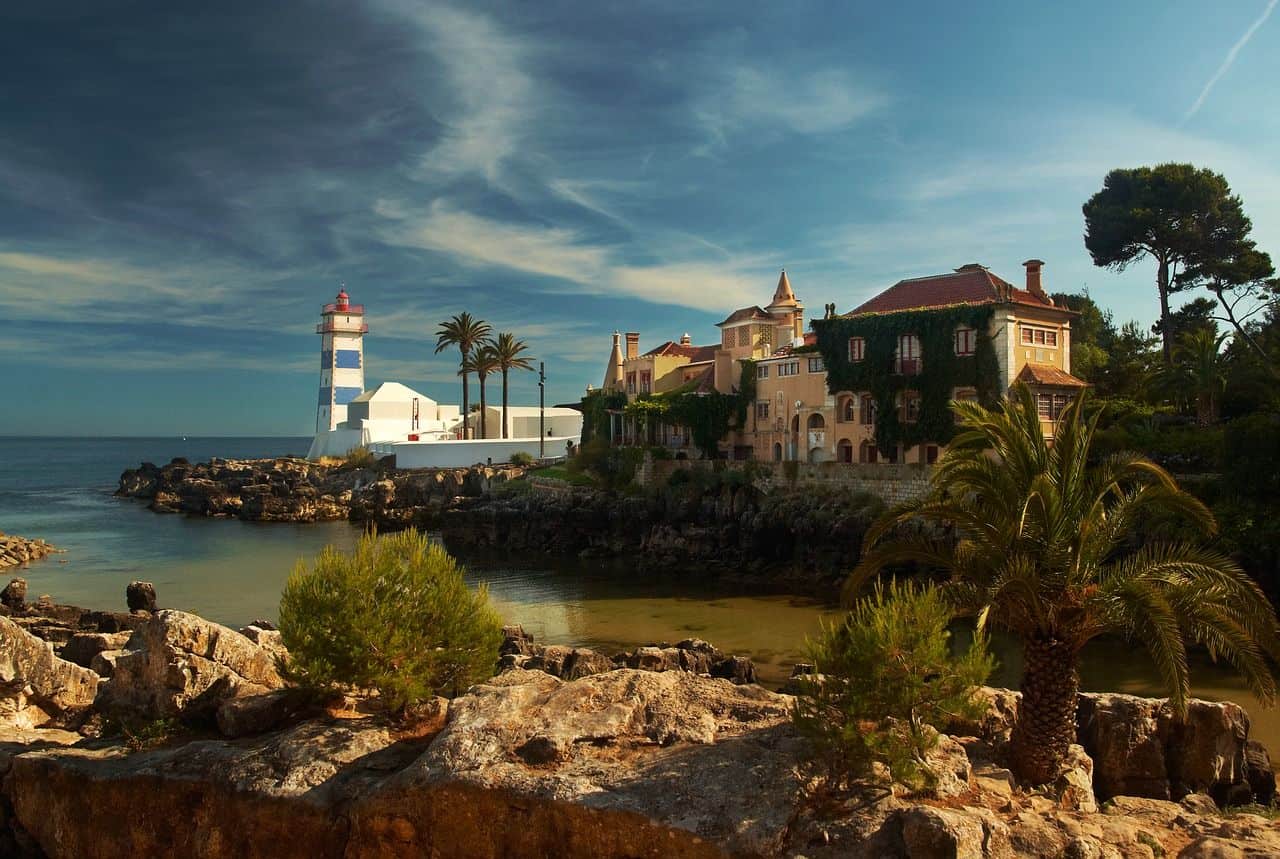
top-left (0, 616), bottom-right (100, 729)
top-left (238, 624), bottom-right (288, 659)
top-left (924, 732), bottom-right (973, 798)
top-left (60, 631), bottom-right (132, 669)
top-left (1077, 692), bottom-right (1252, 802)
top-left (1242, 739), bottom-right (1275, 805)
top-left (90, 650), bottom-right (122, 678)
top-left (897, 805), bottom-right (987, 859)
top-left (1178, 837), bottom-right (1247, 858)
top-left (710, 654), bottom-right (757, 685)
top-left (125, 581), bottom-right (157, 612)
top-left (1, 578), bottom-right (27, 611)
top-left (1056, 743), bottom-right (1099, 813)
top-left (215, 689), bottom-right (322, 738)
top-left (560, 648), bottom-right (616, 680)
top-left (100, 610), bottom-right (284, 722)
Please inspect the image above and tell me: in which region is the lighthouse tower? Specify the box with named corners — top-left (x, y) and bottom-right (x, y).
top-left (315, 288), bottom-right (367, 433)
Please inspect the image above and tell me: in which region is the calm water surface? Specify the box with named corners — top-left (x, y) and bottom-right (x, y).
top-left (3, 436), bottom-right (1278, 758)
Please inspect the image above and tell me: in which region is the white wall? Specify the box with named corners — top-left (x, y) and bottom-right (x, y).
top-left (371, 435), bottom-right (579, 469)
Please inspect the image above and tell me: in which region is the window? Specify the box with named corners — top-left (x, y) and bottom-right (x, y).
top-left (722, 329), bottom-right (733, 347)
top-left (626, 372), bottom-right (636, 394)
top-left (896, 334), bottom-right (922, 375)
top-left (778, 361), bottom-right (800, 377)
top-left (808, 356), bottom-right (825, 373)
top-left (639, 371), bottom-right (651, 394)
top-left (899, 390), bottom-right (921, 423)
top-left (954, 388), bottom-right (978, 403)
top-left (1021, 326), bottom-right (1059, 347)
top-left (755, 401), bottom-right (770, 420)
top-left (760, 326), bottom-right (773, 349)
top-left (757, 364), bottom-right (769, 379)
top-left (1036, 393), bottom-right (1070, 420)
top-left (925, 445), bottom-right (940, 464)
top-left (860, 394), bottom-right (876, 426)
top-left (954, 326), bottom-right (976, 356)
top-left (737, 327), bottom-right (750, 347)
top-left (859, 440), bottom-right (878, 464)
top-left (839, 395), bottom-right (856, 423)
top-left (848, 337), bottom-right (865, 362)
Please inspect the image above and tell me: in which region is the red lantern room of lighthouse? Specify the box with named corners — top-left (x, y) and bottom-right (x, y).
top-left (315, 288), bottom-right (368, 433)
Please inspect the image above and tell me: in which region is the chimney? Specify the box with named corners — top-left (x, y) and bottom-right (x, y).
top-left (680, 332), bottom-right (691, 346)
top-left (625, 332), bottom-right (640, 360)
top-left (1023, 259), bottom-right (1047, 300)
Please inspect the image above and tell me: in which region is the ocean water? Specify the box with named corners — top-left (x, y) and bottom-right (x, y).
top-left (3, 436), bottom-right (1279, 762)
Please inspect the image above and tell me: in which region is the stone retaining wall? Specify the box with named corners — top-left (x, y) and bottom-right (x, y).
top-left (640, 458), bottom-right (933, 506)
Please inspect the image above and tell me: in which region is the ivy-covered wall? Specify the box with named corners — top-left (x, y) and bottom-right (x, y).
top-left (615, 359), bottom-right (757, 457)
top-left (579, 389), bottom-right (627, 444)
top-left (810, 306), bottom-right (1001, 452)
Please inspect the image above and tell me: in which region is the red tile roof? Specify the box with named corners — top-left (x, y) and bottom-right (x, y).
top-left (1016, 363), bottom-right (1087, 388)
top-left (846, 264), bottom-right (1056, 316)
top-left (770, 331), bottom-right (818, 357)
top-left (643, 341), bottom-right (718, 362)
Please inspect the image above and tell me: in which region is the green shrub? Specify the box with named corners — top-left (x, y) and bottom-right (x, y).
top-left (509, 451), bottom-right (535, 467)
top-left (278, 529), bottom-right (503, 710)
top-left (568, 437), bottom-right (643, 489)
top-left (792, 580), bottom-right (994, 793)
top-left (344, 445), bottom-right (378, 470)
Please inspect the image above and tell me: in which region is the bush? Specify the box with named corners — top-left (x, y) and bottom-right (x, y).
top-left (343, 445), bottom-right (378, 470)
top-left (509, 451), bottom-right (535, 467)
top-left (792, 580), bottom-right (994, 793)
top-left (567, 437), bottom-right (644, 489)
top-left (278, 529), bottom-right (504, 710)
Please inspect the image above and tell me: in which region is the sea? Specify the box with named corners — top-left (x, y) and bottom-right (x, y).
top-left (3, 435), bottom-right (1279, 759)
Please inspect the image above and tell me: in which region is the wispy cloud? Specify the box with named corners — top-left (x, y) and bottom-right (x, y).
top-left (1184, 0), bottom-right (1278, 122)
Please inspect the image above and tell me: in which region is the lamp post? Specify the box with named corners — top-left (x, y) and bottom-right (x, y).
top-left (538, 361), bottom-right (546, 459)
top-left (793, 399), bottom-right (802, 461)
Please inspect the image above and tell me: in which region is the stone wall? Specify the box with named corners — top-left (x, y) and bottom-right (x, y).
top-left (640, 458), bottom-right (933, 506)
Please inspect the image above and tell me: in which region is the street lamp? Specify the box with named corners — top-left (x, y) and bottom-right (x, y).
top-left (538, 361), bottom-right (546, 459)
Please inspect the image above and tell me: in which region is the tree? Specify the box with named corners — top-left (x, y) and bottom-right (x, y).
top-left (278, 529), bottom-right (504, 710)
top-left (1083, 164), bottom-right (1249, 364)
top-left (1158, 297), bottom-right (1219, 343)
top-left (1152, 329), bottom-right (1228, 425)
top-left (434, 313), bottom-right (492, 439)
top-left (1180, 237), bottom-right (1278, 371)
top-left (1051, 291), bottom-right (1114, 383)
top-left (490, 332), bottom-right (535, 439)
top-left (793, 579), bottom-right (994, 793)
top-left (467, 344), bottom-right (500, 440)
top-left (1101, 321), bottom-right (1159, 400)
top-left (845, 386), bottom-right (1280, 785)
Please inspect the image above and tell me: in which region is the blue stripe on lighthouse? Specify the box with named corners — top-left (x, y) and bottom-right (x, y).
top-left (321, 350), bottom-right (333, 368)
top-left (334, 349), bottom-right (361, 369)
top-left (318, 386), bottom-right (332, 405)
top-left (334, 386), bottom-right (362, 405)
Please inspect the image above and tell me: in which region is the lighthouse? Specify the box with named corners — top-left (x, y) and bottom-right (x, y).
top-left (315, 288), bottom-right (367, 433)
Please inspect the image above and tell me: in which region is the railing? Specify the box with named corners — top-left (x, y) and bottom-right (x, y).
top-left (322, 303), bottom-right (365, 314)
top-left (316, 321), bottom-right (369, 334)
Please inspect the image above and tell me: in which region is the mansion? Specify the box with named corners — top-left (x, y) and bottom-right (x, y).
top-left (597, 260), bottom-right (1085, 463)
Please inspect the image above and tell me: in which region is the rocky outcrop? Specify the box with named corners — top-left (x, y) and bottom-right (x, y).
top-left (116, 456), bottom-right (527, 524)
top-left (0, 616), bottom-right (100, 729)
top-left (99, 610), bottom-right (285, 723)
top-left (497, 625), bottom-right (759, 685)
top-left (5, 668), bottom-right (1280, 859)
top-left (0, 533), bottom-right (60, 570)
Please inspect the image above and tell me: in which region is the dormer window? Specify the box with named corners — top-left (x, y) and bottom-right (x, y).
top-left (955, 326), bottom-right (976, 356)
top-left (1021, 325), bottom-right (1058, 347)
top-left (848, 336), bottom-right (865, 362)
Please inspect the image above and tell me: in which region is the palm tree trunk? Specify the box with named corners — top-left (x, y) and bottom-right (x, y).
top-left (501, 369), bottom-right (509, 439)
top-left (1010, 636), bottom-right (1080, 785)
top-left (479, 377), bottom-right (488, 439)
top-left (461, 371), bottom-right (470, 440)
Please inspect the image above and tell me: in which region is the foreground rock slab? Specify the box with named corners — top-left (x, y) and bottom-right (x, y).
top-left (0, 616), bottom-right (100, 729)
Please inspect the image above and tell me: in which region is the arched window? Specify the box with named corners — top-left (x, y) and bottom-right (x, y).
top-left (859, 440), bottom-right (878, 464)
top-left (807, 413), bottom-right (825, 430)
top-left (838, 395), bottom-right (856, 423)
top-left (772, 442), bottom-right (783, 462)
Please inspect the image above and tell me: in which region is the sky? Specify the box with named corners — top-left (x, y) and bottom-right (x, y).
top-left (1, 1), bottom-right (1277, 436)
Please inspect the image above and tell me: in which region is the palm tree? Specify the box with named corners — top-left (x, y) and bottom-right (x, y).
top-left (434, 313), bottom-right (491, 439)
top-left (469, 344), bottom-right (500, 440)
top-left (846, 385), bottom-right (1279, 785)
top-left (491, 332), bottom-right (534, 439)
top-left (1153, 329), bottom-right (1229, 425)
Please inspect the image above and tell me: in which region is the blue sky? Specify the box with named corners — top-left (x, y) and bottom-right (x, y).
top-left (1, 0), bottom-right (1277, 435)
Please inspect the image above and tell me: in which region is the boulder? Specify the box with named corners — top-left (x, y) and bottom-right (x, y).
top-left (1056, 744), bottom-right (1099, 813)
top-left (0, 616), bottom-right (100, 729)
top-left (1077, 692), bottom-right (1252, 802)
top-left (215, 688), bottom-right (322, 738)
top-left (1, 578), bottom-right (27, 611)
top-left (1242, 740), bottom-right (1275, 805)
top-left (125, 581), bottom-right (157, 613)
top-left (60, 631), bottom-right (132, 669)
top-left (238, 624), bottom-right (288, 660)
top-left (897, 805), bottom-right (987, 859)
top-left (100, 610), bottom-right (284, 722)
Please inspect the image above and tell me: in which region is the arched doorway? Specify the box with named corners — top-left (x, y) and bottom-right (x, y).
top-left (772, 442), bottom-right (783, 462)
top-left (859, 440), bottom-right (878, 464)
top-left (836, 438), bottom-right (853, 463)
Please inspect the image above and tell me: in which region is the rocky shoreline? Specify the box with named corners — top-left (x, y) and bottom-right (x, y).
top-left (0, 533), bottom-right (60, 569)
top-left (115, 457), bottom-right (884, 591)
top-left (3, 583), bottom-right (1280, 857)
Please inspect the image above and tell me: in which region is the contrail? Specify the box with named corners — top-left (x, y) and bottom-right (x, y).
top-left (1184, 0), bottom-right (1278, 122)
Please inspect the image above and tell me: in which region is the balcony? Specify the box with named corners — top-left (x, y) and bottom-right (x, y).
top-left (316, 320), bottom-right (369, 334)
top-left (322, 303), bottom-right (365, 315)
